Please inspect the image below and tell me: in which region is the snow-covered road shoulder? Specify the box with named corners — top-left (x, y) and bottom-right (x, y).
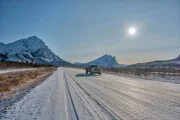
top-left (0, 68), bottom-right (67, 120)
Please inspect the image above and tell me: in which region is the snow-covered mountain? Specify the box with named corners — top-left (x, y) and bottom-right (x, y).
top-left (127, 55), bottom-right (180, 68)
top-left (0, 36), bottom-right (71, 66)
top-left (74, 54), bottom-right (126, 68)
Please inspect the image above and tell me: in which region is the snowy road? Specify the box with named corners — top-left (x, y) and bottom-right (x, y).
top-left (1, 68), bottom-right (180, 120)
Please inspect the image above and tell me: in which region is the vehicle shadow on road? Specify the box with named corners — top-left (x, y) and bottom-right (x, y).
top-left (75, 73), bottom-right (100, 77)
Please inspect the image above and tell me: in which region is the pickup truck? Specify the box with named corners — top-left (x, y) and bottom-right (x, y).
top-left (86, 65), bottom-right (102, 75)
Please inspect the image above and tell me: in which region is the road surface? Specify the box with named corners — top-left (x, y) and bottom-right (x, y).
top-left (1, 68), bottom-right (180, 120)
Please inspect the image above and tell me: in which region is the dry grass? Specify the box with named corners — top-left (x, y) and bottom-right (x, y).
top-left (0, 76), bottom-right (5, 81)
top-left (0, 67), bottom-right (56, 93)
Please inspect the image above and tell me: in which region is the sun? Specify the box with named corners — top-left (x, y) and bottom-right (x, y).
top-left (128, 27), bottom-right (136, 35)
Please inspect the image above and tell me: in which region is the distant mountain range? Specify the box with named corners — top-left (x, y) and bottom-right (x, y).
top-left (127, 55), bottom-right (180, 68)
top-left (0, 36), bottom-right (71, 66)
top-left (74, 54), bottom-right (180, 68)
top-left (74, 54), bottom-right (127, 68)
top-left (0, 36), bottom-right (179, 68)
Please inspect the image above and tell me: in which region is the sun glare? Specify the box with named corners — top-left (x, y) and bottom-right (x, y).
top-left (128, 27), bottom-right (136, 35)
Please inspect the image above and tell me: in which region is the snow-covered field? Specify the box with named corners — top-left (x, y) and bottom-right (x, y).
top-left (0, 68), bottom-right (36, 74)
top-left (1, 68), bottom-right (180, 120)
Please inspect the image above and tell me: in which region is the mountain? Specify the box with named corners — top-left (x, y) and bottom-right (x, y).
top-left (0, 36), bottom-right (71, 66)
top-left (127, 55), bottom-right (180, 68)
top-left (174, 54), bottom-right (180, 61)
top-left (74, 54), bottom-right (127, 68)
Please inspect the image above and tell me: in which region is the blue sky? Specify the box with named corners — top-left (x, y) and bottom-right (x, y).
top-left (0, 0), bottom-right (180, 64)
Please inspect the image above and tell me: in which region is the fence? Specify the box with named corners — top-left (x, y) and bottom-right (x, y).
top-left (102, 67), bottom-right (180, 79)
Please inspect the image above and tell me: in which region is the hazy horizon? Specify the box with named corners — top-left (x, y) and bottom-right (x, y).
top-left (0, 0), bottom-right (180, 64)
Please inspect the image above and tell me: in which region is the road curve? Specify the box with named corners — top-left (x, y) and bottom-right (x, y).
top-left (1, 68), bottom-right (180, 120)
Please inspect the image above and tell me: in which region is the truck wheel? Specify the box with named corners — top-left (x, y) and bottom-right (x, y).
top-left (99, 72), bottom-right (101, 75)
top-left (90, 72), bottom-right (92, 75)
top-left (86, 71), bottom-right (88, 74)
